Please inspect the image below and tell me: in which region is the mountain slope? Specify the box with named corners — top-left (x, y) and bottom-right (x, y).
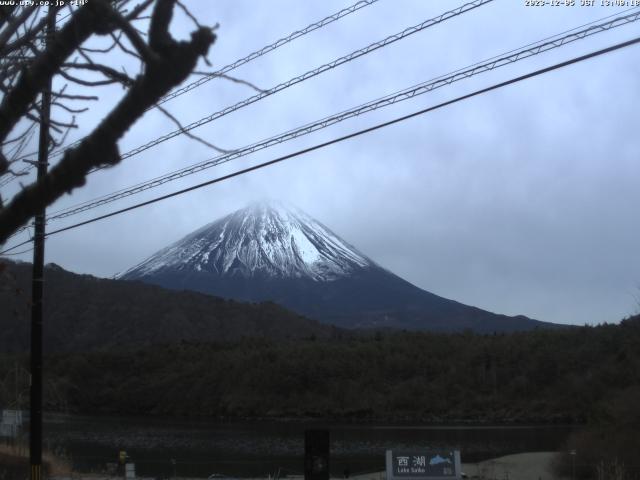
top-left (121, 201), bottom-right (555, 333)
top-left (123, 201), bottom-right (373, 281)
top-left (0, 260), bottom-right (338, 353)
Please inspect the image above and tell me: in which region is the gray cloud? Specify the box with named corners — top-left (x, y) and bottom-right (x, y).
top-left (4, 0), bottom-right (640, 325)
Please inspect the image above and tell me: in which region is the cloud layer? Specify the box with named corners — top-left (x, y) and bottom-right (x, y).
top-left (4, 0), bottom-right (640, 325)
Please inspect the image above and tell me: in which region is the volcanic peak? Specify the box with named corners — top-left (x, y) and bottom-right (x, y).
top-left (121, 200), bottom-right (375, 282)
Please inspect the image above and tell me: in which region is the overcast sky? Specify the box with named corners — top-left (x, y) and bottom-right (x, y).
top-left (2, 0), bottom-right (640, 325)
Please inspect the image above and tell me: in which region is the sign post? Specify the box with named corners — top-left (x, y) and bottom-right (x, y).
top-left (386, 450), bottom-right (462, 480)
top-left (125, 463), bottom-right (136, 480)
top-left (304, 430), bottom-right (330, 480)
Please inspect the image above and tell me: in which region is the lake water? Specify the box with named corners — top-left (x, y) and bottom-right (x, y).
top-left (43, 414), bottom-right (577, 477)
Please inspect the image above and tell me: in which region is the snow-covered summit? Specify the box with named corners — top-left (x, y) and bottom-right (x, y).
top-left (121, 200), bottom-right (375, 281)
top-left (118, 201), bottom-right (549, 333)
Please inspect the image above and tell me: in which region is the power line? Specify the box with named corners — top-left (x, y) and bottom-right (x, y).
top-left (2, 0), bottom-right (495, 189)
top-left (0, 6), bottom-right (86, 188)
top-left (154, 0), bottom-right (380, 108)
top-left (30, 8), bottom-right (640, 229)
top-left (5, 5), bottom-right (639, 243)
top-left (1, 0), bottom-right (381, 184)
top-left (103, 0), bottom-right (494, 166)
top-left (43, 0), bottom-right (382, 160)
top-left (3, 33), bottom-right (638, 255)
top-left (0, 246), bottom-right (34, 256)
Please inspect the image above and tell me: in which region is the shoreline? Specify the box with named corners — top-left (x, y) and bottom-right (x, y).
top-left (461, 452), bottom-right (564, 480)
top-left (43, 410), bottom-right (585, 428)
top-left (44, 452), bottom-right (566, 480)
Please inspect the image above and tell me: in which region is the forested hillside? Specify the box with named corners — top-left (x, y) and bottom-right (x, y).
top-left (1, 316), bottom-right (637, 423)
top-left (0, 261), bottom-right (338, 352)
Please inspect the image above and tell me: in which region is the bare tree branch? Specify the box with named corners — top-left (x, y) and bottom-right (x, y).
top-left (125, 0), bottom-right (155, 21)
top-left (51, 101), bottom-right (89, 114)
top-left (0, 6), bottom-right (17, 30)
top-left (0, 0), bottom-right (116, 144)
top-left (156, 103), bottom-right (230, 154)
top-left (107, 7), bottom-right (160, 64)
top-left (110, 30), bottom-right (142, 59)
top-left (0, 5), bottom-right (38, 52)
top-left (51, 91), bottom-right (99, 101)
top-left (58, 68), bottom-right (121, 87)
top-left (0, 0), bottom-right (216, 244)
top-left (1, 13), bottom-right (48, 56)
top-left (193, 70), bottom-right (266, 93)
top-left (176, 0), bottom-right (202, 29)
top-left (79, 33), bottom-right (121, 54)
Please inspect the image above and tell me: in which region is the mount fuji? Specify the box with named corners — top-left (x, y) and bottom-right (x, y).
top-left (120, 201), bottom-right (553, 332)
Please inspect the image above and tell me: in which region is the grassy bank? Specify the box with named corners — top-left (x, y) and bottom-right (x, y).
top-left (0, 443), bottom-right (71, 480)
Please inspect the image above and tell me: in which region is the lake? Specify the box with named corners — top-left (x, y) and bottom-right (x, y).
top-left (43, 414), bottom-right (577, 477)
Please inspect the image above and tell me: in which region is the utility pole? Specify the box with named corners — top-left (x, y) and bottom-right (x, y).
top-left (30, 8), bottom-right (54, 480)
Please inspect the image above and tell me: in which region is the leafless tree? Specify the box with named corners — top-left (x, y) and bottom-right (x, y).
top-left (0, 0), bottom-right (216, 245)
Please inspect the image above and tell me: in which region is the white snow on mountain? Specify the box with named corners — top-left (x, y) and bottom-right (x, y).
top-left (121, 201), bottom-right (376, 281)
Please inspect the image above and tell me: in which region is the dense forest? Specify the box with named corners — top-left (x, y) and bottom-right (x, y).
top-left (0, 261), bottom-right (337, 353)
top-left (1, 316), bottom-right (639, 478)
top-left (2, 316), bottom-right (638, 422)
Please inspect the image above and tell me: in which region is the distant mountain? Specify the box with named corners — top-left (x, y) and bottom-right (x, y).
top-left (121, 201), bottom-right (556, 333)
top-left (122, 200), bottom-right (373, 281)
top-left (0, 260), bottom-right (337, 353)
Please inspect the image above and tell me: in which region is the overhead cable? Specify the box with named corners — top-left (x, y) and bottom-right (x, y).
top-left (3, 33), bottom-right (638, 255)
top-left (1, 0), bottom-right (381, 184)
top-left (2, 0), bottom-right (493, 189)
top-left (36, 8), bottom-right (640, 226)
top-left (106, 0), bottom-right (494, 164)
top-left (155, 0), bottom-right (381, 107)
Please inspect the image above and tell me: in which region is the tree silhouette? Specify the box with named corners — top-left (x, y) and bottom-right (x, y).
top-left (0, 0), bottom-right (216, 244)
